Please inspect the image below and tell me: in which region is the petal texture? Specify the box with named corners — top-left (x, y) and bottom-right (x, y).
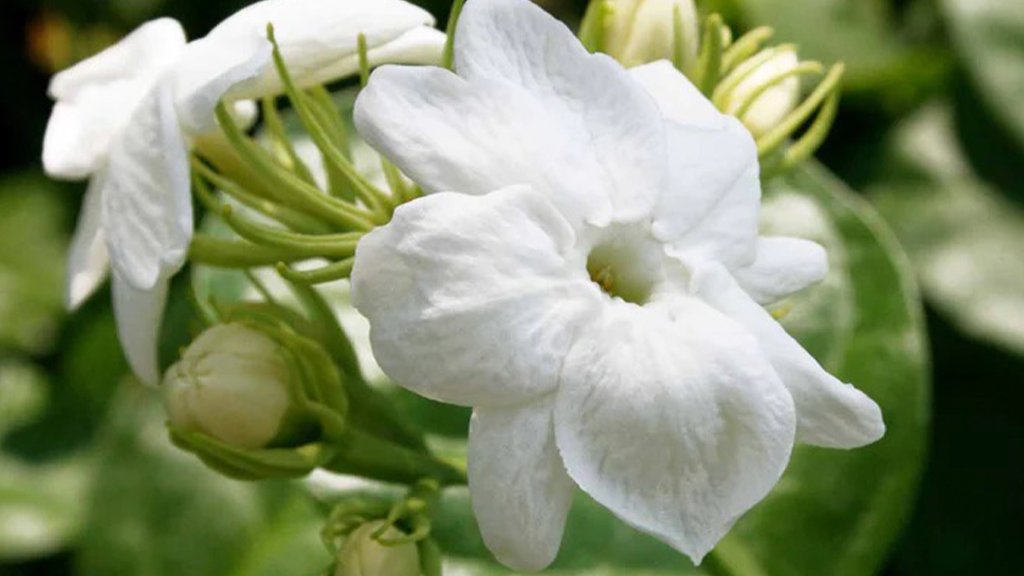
top-left (733, 236), bottom-right (829, 305)
top-left (355, 0), bottom-right (668, 226)
top-left (469, 397), bottom-right (574, 572)
top-left (629, 60), bottom-right (723, 129)
top-left (654, 117), bottom-right (761, 269)
top-left (453, 0), bottom-right (667, 221)
top-left (66, 175), bottom-right (110, 310)
top-left (102, 78), bottom-right (191, 291)
top-left (355, 66), bottom-right (613, 225)
top-left (693, 264), bottom-right (885, 448)
top-left (43, 18), bottom-right (186, 179)
top-left (112, 272), bottom-right (170, 387)
top-left (351, 186), bottom-right (599, 408)
top-left (554, 297), bottom-right (796, 563)
top-left (204, 0), bottom-right (437, 99)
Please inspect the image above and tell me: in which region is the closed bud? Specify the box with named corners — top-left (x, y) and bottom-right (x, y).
top-left (163, 323), bottom-right (300, 449)
top-left (720, 47), bottom-right (801, 138)
top-left (587, 0), bottom-right (699, 68)
top-left (334, 521), bottom-right (420, 576)
top-left (165, 318), bottom-right (348, 480)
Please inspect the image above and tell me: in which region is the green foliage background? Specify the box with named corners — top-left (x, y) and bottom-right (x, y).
top-left (0, 0), bottom-right (1021, 575)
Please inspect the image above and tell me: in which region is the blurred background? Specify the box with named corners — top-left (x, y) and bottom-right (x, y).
top-left (0, 0), bottom-right (1021, 575)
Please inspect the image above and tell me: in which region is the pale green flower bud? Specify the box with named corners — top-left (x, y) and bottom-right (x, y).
top-left (720, 47), bottom-right (801, 138)
top-left (591, 0), bottom-right (699, 68)
top-left (334, 521), bottom-right (421, 576)
top-left (164, 317), bottom-right (349, 480)
top-left (163, 323), bottom-right (300, 449)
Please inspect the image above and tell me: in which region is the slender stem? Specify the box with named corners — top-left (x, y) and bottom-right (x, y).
top-left (189, 234), bottom-right (302, 267)
top-left (325, 428), bottom-right (466, 486)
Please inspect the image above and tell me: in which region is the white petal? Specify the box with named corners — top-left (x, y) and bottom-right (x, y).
top-left (43, 18), bottom-right (186, 179)
top-left (48, 18), bottom-right (185, 99)
top-left (351, 186), bottom-right (600, 408)
top-left (692, 264), bottom-right (885, 448)
top-left (654, 116), bottom-right (761, 269)
top-left (204, 0), bottom-right (436, 99)
top-left (102, 79), bottom-right (191, 291)
top-left (314, 26), bottom-right (447, 83)
top-left (629, 61), bottom-right (723, 129)
top-left (469, 398), bottom-right (574, 572)
top-left (355, 65), bottom-right (613, 225)
top-left (66, 175), bottom-right (110, 310)
top-left (112, 271), bottom-right (169, 387)
top-left (733, 237), bottom-right (828, 305)
top-left (554, 297), bottom-right (796, 563)
top-left (452, 0), bottom-right (667, 221)
top-left (173, 32), bottom-right (273, 135)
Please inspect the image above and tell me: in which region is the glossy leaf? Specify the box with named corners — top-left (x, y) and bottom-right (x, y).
top-left (868, 103), bottom-right (1024, 356)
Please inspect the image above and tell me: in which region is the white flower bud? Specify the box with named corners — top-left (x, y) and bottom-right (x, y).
top-left (334, 521), bottom-right (420, 576)
top-left (603, 0), bottom-right (699, 68)
top-left (163, 323), bottom-right (294, 449)
top-left (722, 47), bottom-right (801, 138)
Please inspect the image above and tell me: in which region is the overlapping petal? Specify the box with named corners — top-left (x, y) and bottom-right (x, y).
top-left (66, 176), bottom-right (110, 310)
top-left (112, 272), bottom-right (170, 386)
top-left (355, 66), bottom-right (614, 225)
top-left (554, 297), bottom-right (796, 563)
top-left (199, 0), bottom-right (439, 100)
top-left (43, 18), bottom-right (186, 179)
top-left (733, 236), bottom-right (829, 304)
top-left (351, 186), bottom-right (600, 408)
top-left (469, 398), bottom-right (574, 572)
top-left (453, 0), bottom-right (667, 221)
top-left (693, 264), bottom-right (885, 448)
top-left (101, 77), bottom-right (191, 292)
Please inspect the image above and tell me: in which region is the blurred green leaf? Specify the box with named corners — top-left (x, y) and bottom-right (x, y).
top-left (75, 385), bottom-right (329, 576)
top-left (939, 0), bottom-right (1024, 151)
top-left (404, 164), bottom-right (930, 575)
top-left (735, 0), bottom-right (948, 106)
top-left (868, 103), bottom-right (1024, 356)
top-left (0, 173), bottom-right (68, 355)
top-left (0, 362), bottom-right (91, 563)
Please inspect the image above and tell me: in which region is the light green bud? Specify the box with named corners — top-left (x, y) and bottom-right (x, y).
top-left (334, 521), bottom-right (420, 576)
top-left (163, 323), bottom-right (298, 449)
top-left (595, 0), bottom-right (699, 68)
top-left (721, 47), bottom-right (801, 138)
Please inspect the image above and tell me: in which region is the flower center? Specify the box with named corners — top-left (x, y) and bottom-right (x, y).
top-left (584, 223), bottom-right (664, 306)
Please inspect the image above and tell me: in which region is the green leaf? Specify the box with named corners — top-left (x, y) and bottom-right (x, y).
top-left (76, 385), bottom-right (330, 576)
top-left (0, 172), bottom-right (68, 355)
top-left (0, 362), bottom-right (91, 562)
top-left (735, 0), bottom-right (949, 103)
top-left (867, 103), bottom-right (1024, 356)
top-left (939, 0), bottom-right (1024, 150)
top-left (713, 162), bottom-right (930, 576)
top-left (399, 163), bottom-right (930, 575)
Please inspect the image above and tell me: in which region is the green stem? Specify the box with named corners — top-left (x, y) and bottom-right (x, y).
top-left (189, 234), bottom-right (302, 268)
top-left (325, 428), bottom-right (466, 486)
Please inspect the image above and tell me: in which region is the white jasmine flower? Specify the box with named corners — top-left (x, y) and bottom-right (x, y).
top-left (43, 0), bottom-right (444, 384)
top-left (351, 0), bottom-right (884, 570)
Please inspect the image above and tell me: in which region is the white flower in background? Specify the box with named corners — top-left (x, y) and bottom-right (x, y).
top-left (43, 0), bottom-right (444, 385)
top-left (351, 0), bottom-right (884, 570)
top-left (720, 47), bottom-right (801, 138)
top-left (602, 0), bottom-right (699, 68)
top-left (42, 18), bottom-right (186, 310)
